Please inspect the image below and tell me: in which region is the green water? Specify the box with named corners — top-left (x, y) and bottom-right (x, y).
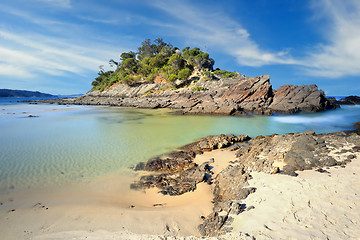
top-left (0, 100), bottom-right (359, 193)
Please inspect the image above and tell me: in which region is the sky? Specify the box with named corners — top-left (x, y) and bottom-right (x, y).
top-left (0, 0), bottom-right (359, 95)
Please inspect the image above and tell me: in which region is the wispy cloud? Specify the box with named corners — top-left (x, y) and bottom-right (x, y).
top-left (36, 0), bottom-right (72, 8)
top-left (0, 30), bottom-right (114, 79)
top-left (150, 0), bottom-right (360, 79)
top-left (303, 0), bottom-right (360, 77)
top-left (0, 2), bottom-right (127, 81)
top-left (150, 0), bottom-right (297, 67)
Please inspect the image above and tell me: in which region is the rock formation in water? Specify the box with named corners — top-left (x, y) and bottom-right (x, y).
top-left (131, 128), bottom-right (360, 237)
top-left (328, 95), bottom-right (360, 105)
top-left (41, 75), bottom-right (335, 115)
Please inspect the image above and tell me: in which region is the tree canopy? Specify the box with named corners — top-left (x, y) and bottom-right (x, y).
top-left (91, 38), bottom-right (236, 91)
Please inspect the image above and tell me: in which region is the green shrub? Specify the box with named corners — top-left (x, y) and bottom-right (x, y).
top-left (169, 54), bottom-right (185, 71)
top-left (146, 73), bottom-right (155, 83)
top-left (192, 86), bottom-right (206, 92)
top-left (122, 76), bottom-right (136, 86)
top-left (144, 90), bottom-right (153, 96)
top-left (213, 70), bottom-right (238, 79)
top-left (178, 68), bottom-right (191, 80)
top-left (159, 86), bottom-right (170, 91)
top-left (168, 74), bottom-right (178, 82)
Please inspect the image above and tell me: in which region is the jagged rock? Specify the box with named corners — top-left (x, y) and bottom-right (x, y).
top-left (269, 84), bottom-right (332, 113)
top-left (131, 134), bottom-right (250, 196)
top-left (212, 165), bottom-right (254, 212)
top-left (38, 75), bottom-right (335, 115)
top-left (221, 75), bottom-right (273, 113)
top-left (198, 211), bottom-right (232, 237)
top-left (130, 131), bottom-right (360, 237)
top-left (198, 131), bottom-right (360, 236)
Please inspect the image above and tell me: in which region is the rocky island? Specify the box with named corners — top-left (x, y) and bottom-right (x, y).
top-left (40, 39), bottom-right (335, 115)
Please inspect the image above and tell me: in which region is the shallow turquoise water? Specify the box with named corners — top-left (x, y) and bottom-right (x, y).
top-left (0, 99), bottom-right (359, 193)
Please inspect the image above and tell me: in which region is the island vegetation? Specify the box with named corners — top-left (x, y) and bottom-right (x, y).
top-left (91, 38), bottom-right (238, 91)
top-left (44, 38), bottom-right (335, 116)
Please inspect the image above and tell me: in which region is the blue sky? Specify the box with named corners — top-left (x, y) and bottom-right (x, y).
top-left (0, 0), bottom-right (359, 95)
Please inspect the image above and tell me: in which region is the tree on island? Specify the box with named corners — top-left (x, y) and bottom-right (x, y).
top-left (91, 38), bottom-right (238, 92)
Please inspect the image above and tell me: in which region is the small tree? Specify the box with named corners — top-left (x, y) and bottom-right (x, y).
top-left (178, 68), bottom-right (191, 80)
top-left (168, 54), bottom-right (185, 71)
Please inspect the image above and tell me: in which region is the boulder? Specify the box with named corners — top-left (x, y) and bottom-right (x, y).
top-left (269, 84), bottom-right (332, 113)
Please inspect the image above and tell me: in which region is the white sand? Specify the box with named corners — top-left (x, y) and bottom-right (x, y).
top-left (231, 151), bottom-right (360, 239)
top-left (1, 148), bottom-right (360, 240)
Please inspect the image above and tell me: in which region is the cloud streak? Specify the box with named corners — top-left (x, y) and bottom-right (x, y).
top-left (0, 30), bottom-right (113, 79)
top-left (150, 0), bottom-right (360, 79)
top-left (303, 0), bottom-right (360, 78)
top-left (0, 0), bottom-right (358, 94)
top-left (150, 0), bottom-right (297, 67)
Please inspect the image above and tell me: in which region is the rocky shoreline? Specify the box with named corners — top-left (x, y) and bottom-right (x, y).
top-left (131, 125), bottom-right (360, 237)
top-left (38, 75), bottom-right (336, 115)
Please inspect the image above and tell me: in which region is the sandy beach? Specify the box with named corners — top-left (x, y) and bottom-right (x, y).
top-left (0, 169), bottom-right (213, 240)
top-left (1, 146), bottom-right (359, 240)
top-left (231, 152), bottom-right (360, 239)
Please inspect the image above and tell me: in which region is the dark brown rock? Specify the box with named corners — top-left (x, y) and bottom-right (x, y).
top-left (37, 75), bottom-right (335, 115)
top-left (269, 84), bottom-right (332, 113)
top-left (336, 96), bottom-right (360, 105)
top-left (131, 134), bottom-right (250, 196)
top-left (198, 211), bottom-right (233, 237)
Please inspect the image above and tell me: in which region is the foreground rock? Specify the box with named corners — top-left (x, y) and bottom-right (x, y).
top-left (39, 75), bottom-right (335, 115)
top-left (132, 130), bottom-right (360, 237)
top-left (131, 134), bottom-right (250, 195)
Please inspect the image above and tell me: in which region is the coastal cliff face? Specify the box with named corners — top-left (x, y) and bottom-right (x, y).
top-left (48, 75), bottom-right (335, 115)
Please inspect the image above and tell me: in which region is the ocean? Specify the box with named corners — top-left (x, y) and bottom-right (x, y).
top-left (0, 98), bottom-right (359, 194)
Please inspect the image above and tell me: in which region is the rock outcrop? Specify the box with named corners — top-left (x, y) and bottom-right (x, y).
top-left (40, 75), bottom-right (335, 115)
top-left (269, 84), bottom-right (333, 113)
top-left (329, 95), bottom-right (360, 105)
top-left (131, 130), bottom-right (360, 237)
top-left (131, 134), bottom-right (250, 196)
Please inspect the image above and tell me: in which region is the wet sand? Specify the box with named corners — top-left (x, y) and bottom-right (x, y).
top-left (1, 148), bottom-right (360, 239)
top-left (0, 170), bottom-right (213, 240)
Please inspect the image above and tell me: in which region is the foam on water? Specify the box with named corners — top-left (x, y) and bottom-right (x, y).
top-left (272, 105), bottom-right (360, 129)
top-left (273, 114), bottom-right (344, 124)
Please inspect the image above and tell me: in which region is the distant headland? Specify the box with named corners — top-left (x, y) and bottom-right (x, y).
top-left (0, 89), bottom-right (55, 98)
